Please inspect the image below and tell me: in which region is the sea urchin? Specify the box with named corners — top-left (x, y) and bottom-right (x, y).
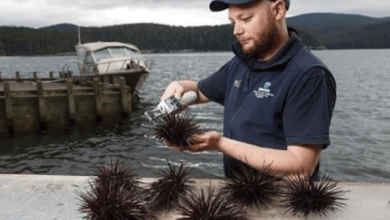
top-left (221, 161), bottom-right (283, 208)
top-left (94, 159), bottom-right (142, 194)
top-left (146, 160), bottom-right (194, 212)
top-left (281, 171), bottom-right (348, 217)
top-left (177, 186), bottom-right (249, 220)
top-left (77, 181), bottom-right (149, 220)
top-left (154, 110), bottom-right (203, 150)
top-left (77, 159), bottom-right (150, 220)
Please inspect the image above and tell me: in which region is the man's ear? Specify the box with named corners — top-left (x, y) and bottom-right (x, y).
top-left (272, 0), bottom-right (287, 20)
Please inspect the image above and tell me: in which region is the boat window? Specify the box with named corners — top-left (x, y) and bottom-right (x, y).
top-left (124, 48), bottom-right (140, 59)
top-left (110, 47), bottom-right (125, 57)
top-left (94, 49), bottom-right (111, 62)
top-left (85, 53), bottom-right (94, 64)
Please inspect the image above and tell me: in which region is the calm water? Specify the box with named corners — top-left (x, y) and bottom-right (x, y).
top-left (0, 50), bottom-right (389, 182)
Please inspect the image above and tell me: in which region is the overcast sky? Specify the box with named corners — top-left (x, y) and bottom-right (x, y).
top-left (1, 0), bottom-right (390, 28)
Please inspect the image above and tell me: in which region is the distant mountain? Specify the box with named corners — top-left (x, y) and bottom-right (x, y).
top-left (324, 21), bottom-right (390, 49)
top-left (287, 13), bottom-right (388, 36)
top-left (1, 13), bottom-right (390, 55)
top-left (286, 13), bottom-right (390, 49)
top-left (41, 23), bottom-right (78, 31)
top-left (381, 17), bottom-right (390, 22)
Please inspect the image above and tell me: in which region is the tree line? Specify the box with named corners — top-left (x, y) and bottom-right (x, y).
top-left (0, 23), bottom-right (323, 56)
top-left (1, 20), bottom-right (389, 56)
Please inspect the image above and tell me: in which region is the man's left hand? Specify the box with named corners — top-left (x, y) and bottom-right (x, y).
top-left (188, 131), bottom-right (222, 152)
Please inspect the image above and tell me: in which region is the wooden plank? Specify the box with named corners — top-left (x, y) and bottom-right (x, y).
top-left (36, 81), bottom-right (48, 130)
top-left (66, 79), bottom-right (76, 125)
top-left (119, 76), bottom-right (131, 117)
top-left (93, 77), bottom-right (103, 121)
top-left (3, 82), bottom-right (14, 134)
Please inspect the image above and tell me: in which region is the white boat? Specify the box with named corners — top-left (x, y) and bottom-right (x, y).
top-left (63, 41), bottom-right (150, 97)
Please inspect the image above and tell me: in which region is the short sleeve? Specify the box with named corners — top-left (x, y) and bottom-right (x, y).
top-left (283, 66), bottom-right (337, 148)
top-left (197, 62), bottom-right (230, 106)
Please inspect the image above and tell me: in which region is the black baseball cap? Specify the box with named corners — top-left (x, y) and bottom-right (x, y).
top-left (210, 0), bottom-right (290, 12)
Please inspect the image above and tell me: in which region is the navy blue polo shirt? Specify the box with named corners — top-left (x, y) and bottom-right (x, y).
top-left (198, 30), bottom-right (337, 178)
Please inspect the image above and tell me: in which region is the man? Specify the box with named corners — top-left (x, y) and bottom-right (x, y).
top-left (161, 0), bottom-right (336, 179)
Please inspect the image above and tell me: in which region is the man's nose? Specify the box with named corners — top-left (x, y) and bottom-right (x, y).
top-left (233, 23), bottom-right (244, 36)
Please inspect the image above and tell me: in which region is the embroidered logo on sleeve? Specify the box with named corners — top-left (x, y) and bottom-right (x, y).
top-left (254, 82), bottom-right (274, 98)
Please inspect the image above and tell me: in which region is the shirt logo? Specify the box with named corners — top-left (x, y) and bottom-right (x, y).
top-left (234, 80), bottom-right (242, 88)
top-left (254, 82), bottom-right (274, 98)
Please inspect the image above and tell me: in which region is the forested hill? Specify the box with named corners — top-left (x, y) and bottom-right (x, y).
top-left (1, 13), bottom-right (390, 56)
top-left (287, 13), bottom-right (390, 49)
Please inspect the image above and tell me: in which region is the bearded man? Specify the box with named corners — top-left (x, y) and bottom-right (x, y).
top-left (161, 0), bottom-right (337, 179)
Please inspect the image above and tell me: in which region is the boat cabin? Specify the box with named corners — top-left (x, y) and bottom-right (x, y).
top-left (75, 42), bottom-right (147, 76)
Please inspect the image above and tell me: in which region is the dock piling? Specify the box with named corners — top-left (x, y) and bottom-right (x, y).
top-left (103, 75), bottom-right (109, 84)
top-left (93, 77), bottom-right (103, 121)
top-left (36, 81), bottom-right (48, 130)
top-left (112, 76), bottom-right (119, 85)
top-left (4, 82), bottom-right (15, 134)
top-left (16, 71), bottom-right (22, 82)
top-left (119, 77), bottom-right (130, 117)
top-left (66, 79), bottom-right (76, 125)
top-left (0, 72), bottom-right (136, 135)
top-left (33, 72), bottom-right (38, 82)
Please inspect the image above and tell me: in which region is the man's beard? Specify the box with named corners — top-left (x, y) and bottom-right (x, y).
top-left (240, 14), bottom-right (279, 58)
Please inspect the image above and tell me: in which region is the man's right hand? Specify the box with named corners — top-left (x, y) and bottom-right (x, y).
top-left (161, 81), bottom-right (185, 101)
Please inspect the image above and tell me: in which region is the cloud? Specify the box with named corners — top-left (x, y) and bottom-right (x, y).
top-left (44, 0), bottom-right (208, 10)
top-left (288, 0), bottom-right (390, 17)
top-left (1, 0), bottom-right (390, 28)
top-left (1, 0), bottom-right (220, 28)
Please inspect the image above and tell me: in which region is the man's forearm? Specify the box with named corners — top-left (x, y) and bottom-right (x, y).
top-left (217, 136), bottom-right (322, 176)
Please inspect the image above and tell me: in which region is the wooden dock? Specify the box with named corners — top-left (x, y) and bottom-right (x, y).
top-left (0, 71), bottom-right (132, 136)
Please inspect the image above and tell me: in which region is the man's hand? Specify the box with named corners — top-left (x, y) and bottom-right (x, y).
top-left (189, 131), bottom-right (222, 152)
top-left (161, 81), bottom-right (185, 101)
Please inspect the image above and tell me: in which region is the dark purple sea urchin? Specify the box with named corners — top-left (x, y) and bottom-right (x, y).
top-left (78, 181), bottom-right (149, 220)
top-left (221, 161), bottom-right (283, 208)
top-left (154, 110), bottom-right (203, 150)
top-left (281, 171), bottom-right (348, 217)
top-left (77, 159), bottom-right (150, 220)
top-left (146, 161), bottom-right (194, 212)
top-left (177, 186), bottom-right (249, 220)
top-left (94, 159), bottom-right (142, 194)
